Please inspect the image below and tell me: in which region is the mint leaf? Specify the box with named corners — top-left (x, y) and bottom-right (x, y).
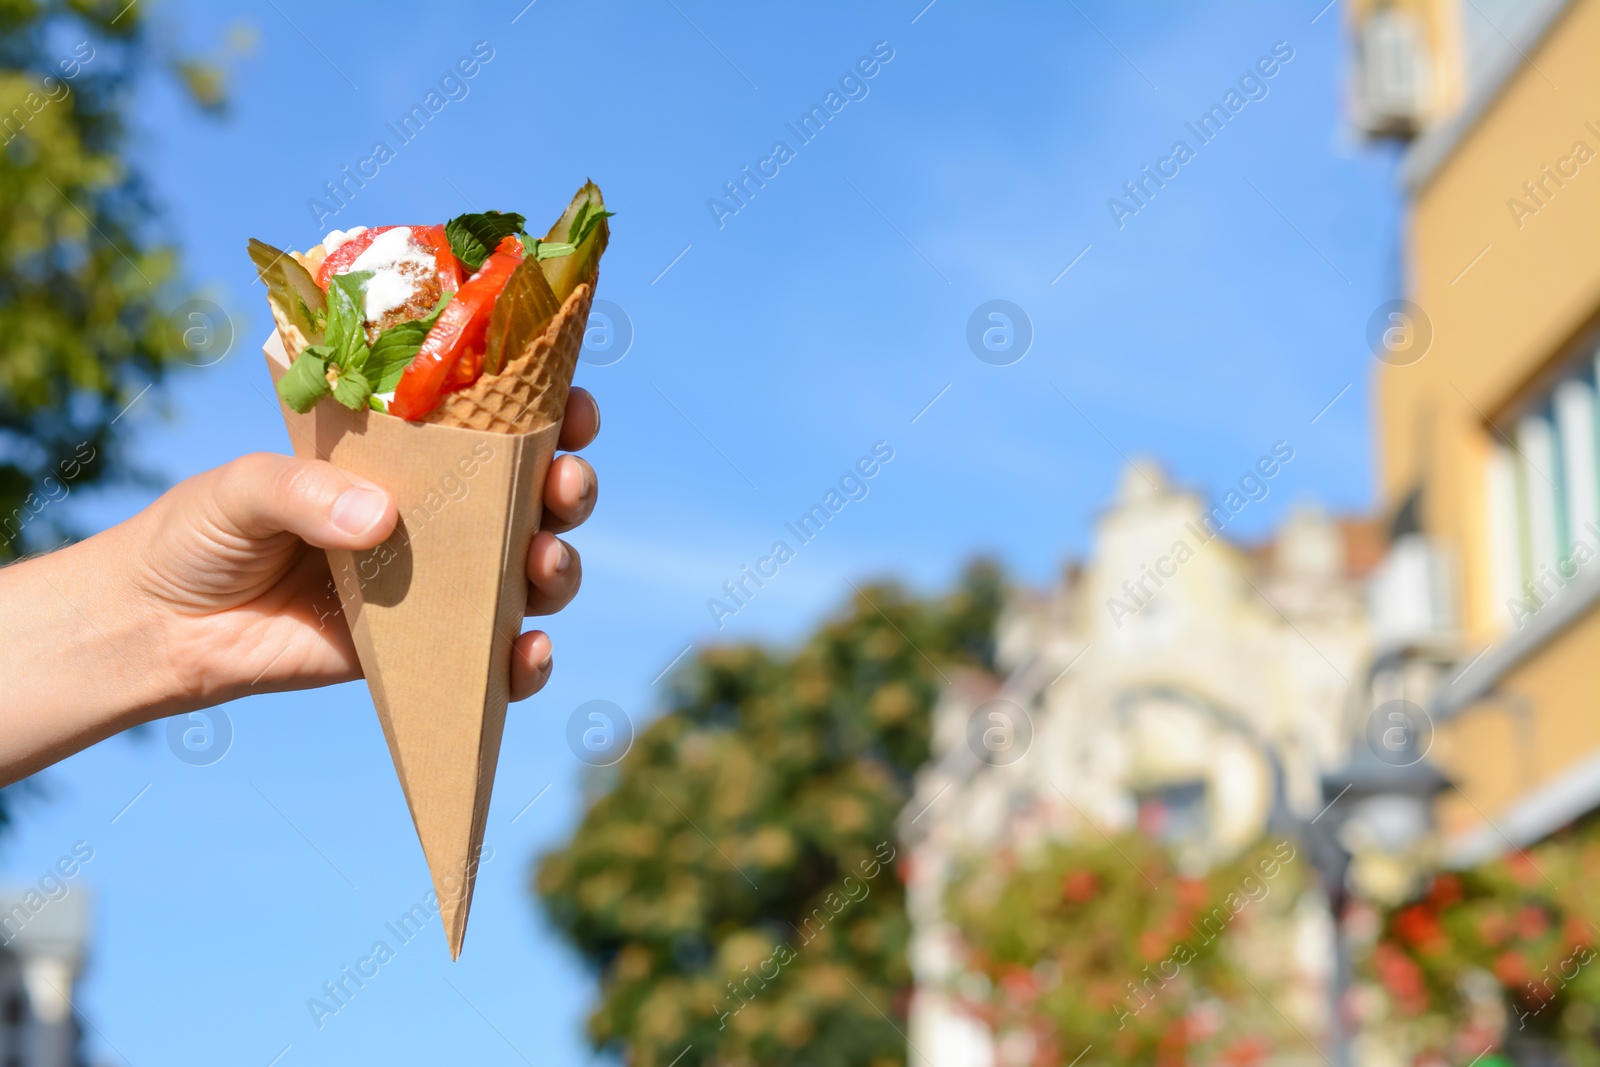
top-left (570, 205), bottom-right (616, 249)
top-left (330, 362), bottom-right (372, 411)
top-left (446, 211), bottom-right (527, 271)
top-left (518, 208), bottom-right (614, 263)
top-left (296, 290), bottom-right (327, 336)
top-left (364, 292), bottom-right (454, 394)
top-left (534, 240), bottom-right (576, 261)
top-left (277, 350), bottom-right (332, 413)
top-left (368, 395), bottom-right (388, 413)
top-left (324, 270), bottom-right (373, 367)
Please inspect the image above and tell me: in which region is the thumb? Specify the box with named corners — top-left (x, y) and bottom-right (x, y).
top-left (208, 452), bottom-right (398, 551)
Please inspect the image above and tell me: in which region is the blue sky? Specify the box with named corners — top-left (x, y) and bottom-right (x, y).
top-left (8, 1), bottom-right (1400, 1064)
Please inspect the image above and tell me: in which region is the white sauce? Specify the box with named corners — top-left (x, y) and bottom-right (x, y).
top-left (321, 226), bottom-right (368, 253)
top-left (348, 227), bottom-right (434, 322)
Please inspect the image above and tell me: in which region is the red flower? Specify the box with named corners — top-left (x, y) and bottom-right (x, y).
top-left (1156, 1016), bottom-right (1189, 1067)
top-left (1175, 878), bottom-right (1209, 911)
top-left (1138, 931), bottom-right (1168, 962)
top-left (1507, 849), bottom-right (1542, 886)
top-left (1426, 874), bottom-right (1462, 907)
top-left (1515, 905), bottom-right (1550, 941)
top-left (1220, 1037), bottom-right (1270, 1065)
top-left (1393, 905), bottom-right (1446, 954)
top-left (1000, 965), bottom-right (1037, 1004)
top-left (1492, 950), bottom-right (1531, 986)
top-left (1374, 942), bottom-right (1428, 1013)
top-left (1061, 869), bottom-right (1099, 904)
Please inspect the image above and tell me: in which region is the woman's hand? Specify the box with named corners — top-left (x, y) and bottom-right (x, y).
top-left (0, 388), bottom-right (599, 784)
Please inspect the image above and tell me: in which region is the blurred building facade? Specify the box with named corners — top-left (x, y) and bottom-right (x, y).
top-left (1357, 0), bottom-right (1600, 866)
top-left (896, 2), bottom-right (1600, 1060)
top-left (0, 889), bottom-right (87, 1067)
top-left (900, 463), bottom-right (1383, 1063)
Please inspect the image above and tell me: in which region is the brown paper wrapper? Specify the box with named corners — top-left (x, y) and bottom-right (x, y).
top-left (261, 283), bottom-right (591, 958)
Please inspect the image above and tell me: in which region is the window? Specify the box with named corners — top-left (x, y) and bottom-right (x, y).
top-left (1485, 340), bottom-right (1600, 630)
top-left (1136, 781), bottom-right (1209, 846)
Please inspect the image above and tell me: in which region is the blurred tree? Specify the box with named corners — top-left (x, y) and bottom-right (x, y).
top-left (0, 0), bottom-right (243, 560)
top-left (944, 833), bottom-right (1312, 1065)
top-left (537, 562), bottom-right (1003, 1067)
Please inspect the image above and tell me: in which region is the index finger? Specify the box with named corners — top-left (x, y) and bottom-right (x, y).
top-left (558, 387), bottom-right (600, 452)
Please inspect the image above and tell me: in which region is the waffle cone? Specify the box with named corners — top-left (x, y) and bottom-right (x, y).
top-left (425, 283), bottom-right (593, 435)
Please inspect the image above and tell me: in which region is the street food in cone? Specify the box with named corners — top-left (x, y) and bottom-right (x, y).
top-left (247, 183), bottom-right (610, 958)
top-left (250, 181), bottom-right (610, 431)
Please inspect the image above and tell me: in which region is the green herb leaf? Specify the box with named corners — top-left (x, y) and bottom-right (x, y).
top-left (568, 202), bottom-right (616, 250)
top-left (276, 350), bottom-right (332, 413)
top-left (518, 235), bottom-right (578, 261)
top-left (445, 211), bottom-right (527, 271)
top-left (535, 241), bottom-right (576, 260)
top-left (516, 207), bottom-right (615, 265)
top-left (330, 362), bottom-right (372, 411)
top-left (368, 395), bottom-right (388, 413)
top-left (323, 270), bottom-right (373, 368)
top-left (363, 292), bottom-right (454, 394)
top-left (295, 290), bottom-right (327, 336)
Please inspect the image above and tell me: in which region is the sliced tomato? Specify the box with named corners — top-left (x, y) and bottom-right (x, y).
top-left (388, 235), bottom-right (525, 421)
top-left (316, 224), bottom-right (466, 295)
top-left (315, 226), bottom-right (394, 289)
top-left (411, 224), bottom-right (466, 293)
top-left (448, 346), bottom-right (484, 389)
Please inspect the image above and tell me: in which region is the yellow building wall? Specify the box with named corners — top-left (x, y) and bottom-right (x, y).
top-left (1435, 612), bottom-right (1600, 836)
top-left (1375, 0), bottom-right (1600, 836)
top-left (1378, 0), bottom-right (1600, 635)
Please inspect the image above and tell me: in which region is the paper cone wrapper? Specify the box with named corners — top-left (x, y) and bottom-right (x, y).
top-left (262, 284), bottom-right (591, 958)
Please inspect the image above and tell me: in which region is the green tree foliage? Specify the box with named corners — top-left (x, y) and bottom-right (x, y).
top-left (0, 0), bottom-right (237, 559)
top-left (944, 834), bottom-right (1311, 1064)
top-left (1363, 815), bottom-right (1600, 1063)
top-left (537, 562), bottom-right (1003, 1067)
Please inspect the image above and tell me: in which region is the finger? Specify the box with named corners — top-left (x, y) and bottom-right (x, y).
top-left (541, 454), bottom-right (596, 534)
top-left (510, 630), bottom-right (553, 701)
top-left (557, 387), bottom-right (600, 452)
top-left (526, 530), bottom-right (582, 616)
top-left (204, 452), bottom-right (397, 551)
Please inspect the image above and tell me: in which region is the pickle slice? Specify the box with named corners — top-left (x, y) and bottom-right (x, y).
top-left (538, 181), bottom-right (609, 303)
top-left (247, 238), bottom-right (326, 353)
top-left (482, 255), bottom-right (563, 377)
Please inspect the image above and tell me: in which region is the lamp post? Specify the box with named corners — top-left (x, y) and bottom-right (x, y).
top-left (1309, 745), bottom-right (1451, 1067)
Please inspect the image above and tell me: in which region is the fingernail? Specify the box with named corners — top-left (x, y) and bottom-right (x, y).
top-left (331, 488), bottom-right (387, 536)
top-left (555, 542), bottom-right (572, 573)
top-left (538, 653), bottom-right (554, 676)
top-left (590, 394), bottom-right (602, 438)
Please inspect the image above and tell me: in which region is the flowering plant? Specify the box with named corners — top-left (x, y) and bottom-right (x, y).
top-left (944, 835), bottom-right (1311, 1064)
top-left (1362, 817), bottom-right (1600, 1063)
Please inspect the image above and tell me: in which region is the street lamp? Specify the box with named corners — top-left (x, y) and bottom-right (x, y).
top-left (1309, 746), bottom-right (1452, 1067)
